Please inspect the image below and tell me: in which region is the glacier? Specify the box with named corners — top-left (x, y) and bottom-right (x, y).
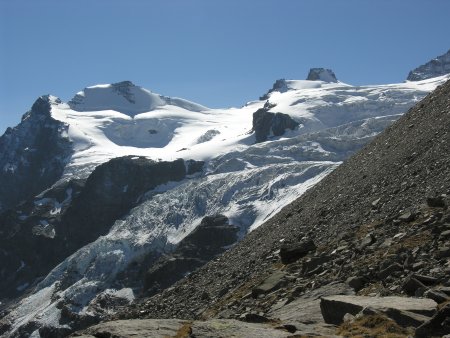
top-left (1, 73), bottom-right (450, 337)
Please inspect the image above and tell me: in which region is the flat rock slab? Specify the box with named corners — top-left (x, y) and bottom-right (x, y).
top-left (72, 318), bottom-right (294, 338)
top-left (270, 282), bottom-right (353, 336)
top-left (320, 295), bottom-right (437, 325)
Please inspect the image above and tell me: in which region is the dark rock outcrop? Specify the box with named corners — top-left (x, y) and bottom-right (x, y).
top-left (279, 238), bottom-right (316, 264)
top-left (0, 96), bottom-right (73, 212)
top-left (407, 49), bottom-right (450, 81)
top-left (0, 157), bottom-right (203, 301)
top-left (252, 107), bottom-right (299, 143)
top-left (144, 214), bottom-right (238, 294)
top-left (260, 79), bottom-right (290, 100)
top-left (306, 68), bottom-right (338, 83)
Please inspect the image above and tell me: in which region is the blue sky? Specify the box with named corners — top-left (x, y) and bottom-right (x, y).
top-left (1, 0), bottom-right (449, 133)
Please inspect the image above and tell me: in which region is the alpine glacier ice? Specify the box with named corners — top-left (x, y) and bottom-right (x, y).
top-left (1, 72), bottom-right (450, 337)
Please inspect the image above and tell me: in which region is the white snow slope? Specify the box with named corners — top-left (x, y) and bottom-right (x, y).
top-left (3, 75), bottom-right (449, 337)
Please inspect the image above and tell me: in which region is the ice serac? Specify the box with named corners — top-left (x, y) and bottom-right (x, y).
top-left (68, 80), bottom-right (208, 116)
top-left (0, 96), bottom-right (73, 212)
top-left (306, 68), bottom-right (338, 83)
top-left (407, 49), bottom-right (450, 81)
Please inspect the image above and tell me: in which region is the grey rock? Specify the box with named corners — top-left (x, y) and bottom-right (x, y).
top-left (320, 295), bottom-right (437, 325)
top-left (437, 246), bottom-right (450, 258)
top-left (427, 195), bottom-right (448, 208)
top-left (415, 302), bottom-right (450, 338)
top-left (398, 210), bottom-right (415, 222)
top-left (440, 229), bottom-right (450, 240)
top-left (302, 255), bottom-right (332, 274)
top-left (424, 289), bottom-right (450, 304)
top-left (239, 313), bottom-right (271, 323)
top-left (346, 276), bottom-right (367, 292)
top-left (359, 306), bottom-right (430, 328)
top-left (378, 262), bottom-right (403, 279)
top-left (413, 273), bottom-right (439, 285)
top-left (403, 276), bottom-right (427, 295)
top-left (252, 271), bottom-right (287, 297)
top-left (280, 239), bottom-right (316, 264)
top-left (359, 233), bottom-right (375, 249)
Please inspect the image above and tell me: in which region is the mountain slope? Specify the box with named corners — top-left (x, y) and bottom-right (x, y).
top-left (118, 79), bottom-right (450, 335)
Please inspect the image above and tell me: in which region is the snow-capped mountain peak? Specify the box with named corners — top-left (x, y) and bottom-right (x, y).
top-left (68, 81), bottom-right (209, 116)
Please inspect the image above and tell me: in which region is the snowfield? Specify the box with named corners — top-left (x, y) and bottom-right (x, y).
top-left (3, 74), bottom-right (450, 337)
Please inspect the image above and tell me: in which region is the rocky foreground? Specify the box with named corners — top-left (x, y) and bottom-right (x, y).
top-left (66, 81), bottom-right (450, 337)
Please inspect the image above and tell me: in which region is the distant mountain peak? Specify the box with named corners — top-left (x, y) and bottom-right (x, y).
top-left (68, 81), bottom-right (208, 116)
top-left (407, 49), bottom-right (450, 81)
top-left (306, 68), bottom-right (338, 82)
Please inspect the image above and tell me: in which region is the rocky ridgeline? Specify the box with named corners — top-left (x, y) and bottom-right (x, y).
top-left (408, 49), bottom-right (450, 81)
top-left (0, 96), bottom-right (73, 212)
top-left (87, 79), bottom-right (450, 337)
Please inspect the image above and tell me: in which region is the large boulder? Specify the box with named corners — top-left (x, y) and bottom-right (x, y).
top-left (320, 295), bottom-right (437, 325)
top-left (279, 238), bottom-right (316, 264)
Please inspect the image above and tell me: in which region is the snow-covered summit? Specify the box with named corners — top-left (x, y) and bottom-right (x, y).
top-left (306, 68), bottom-right (338, 83)
top-left (407, 49), bottom-right (450, 81)
top-left (68, 81), bottom-right (209, 116)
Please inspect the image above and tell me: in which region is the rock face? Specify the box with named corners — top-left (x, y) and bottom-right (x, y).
top-left (407, 49), bottom-right (450, 81)
top-left (320, 295), bottom-right (437, 325)
top-left (144, 214), bottom-right (238, 294)
top-left (306, 68), bottom-right (338, 82)
top-left (0, 96), bottom-right (73, 212)
top-left (62, 156), bottom-right (190, 249)
top-left (0, 156), bottom-right (202, 300)
top-left (252, 106), bottom-right (299, 143)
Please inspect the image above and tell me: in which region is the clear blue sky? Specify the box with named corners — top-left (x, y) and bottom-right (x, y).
top-left (1, 0), bottom-right (449, 133)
